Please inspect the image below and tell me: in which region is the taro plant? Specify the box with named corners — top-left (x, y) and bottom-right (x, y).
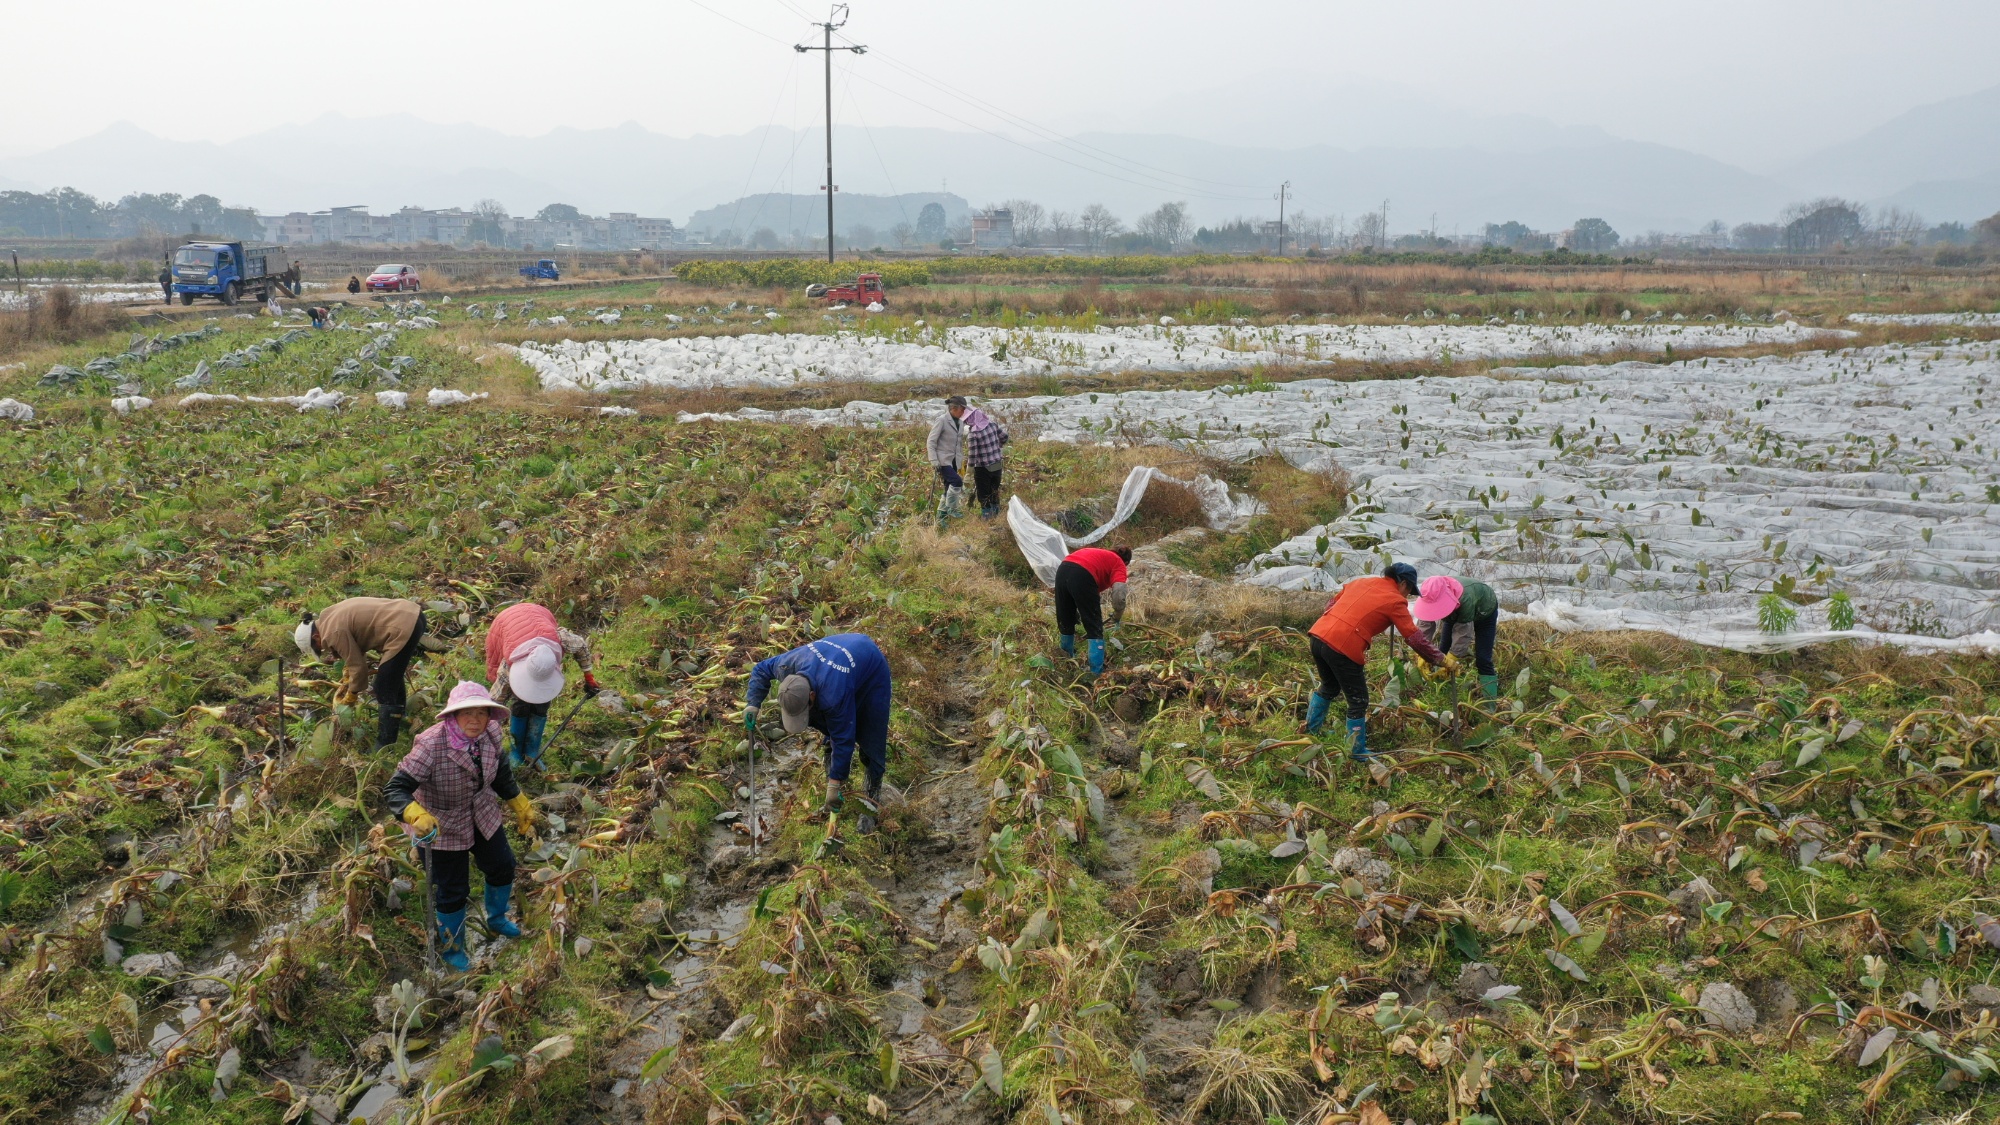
top-left (1758, 591), bottom-right (1798, 634)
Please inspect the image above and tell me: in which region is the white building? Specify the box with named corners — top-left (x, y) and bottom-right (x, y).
top-left (970, 207), bottom-right (1013, 249)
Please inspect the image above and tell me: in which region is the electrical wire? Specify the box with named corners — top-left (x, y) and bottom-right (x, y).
top-left (835, 67), bottom-right (1263, 203)
top-left (684, 0), bottom-right (791, 44)
top-left (761, 1), bottom-right (1267, 200)
top-left (726, 50), bottom-right (804, 237)
top-left (701, 1), bottom-right (1268, 211)
top-left (829, 26), bottom-right (1271, 194)
top-left (839, 57), bottom-right (913, 237)
top-left (738, 58), bottom-right (817, 244)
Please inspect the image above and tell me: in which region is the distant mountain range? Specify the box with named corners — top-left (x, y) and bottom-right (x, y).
top-left (1, 83), bottom-right (1995, 234)
top-left (1778, 83), bottom-right (2000, 223)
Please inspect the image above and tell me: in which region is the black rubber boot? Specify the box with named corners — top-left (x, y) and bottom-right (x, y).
top-left (374, 705), bottom-right (406, 751)
top-left (856, 775), bottom-right (884, 835)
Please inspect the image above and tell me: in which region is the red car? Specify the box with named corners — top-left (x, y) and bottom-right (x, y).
top-left (366, 264), bottom-right (421, 292)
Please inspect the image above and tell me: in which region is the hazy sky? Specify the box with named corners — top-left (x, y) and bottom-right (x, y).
top-left (3, 0), bottom-right (1994, 170)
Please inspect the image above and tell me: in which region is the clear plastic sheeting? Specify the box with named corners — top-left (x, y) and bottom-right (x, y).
top-left (1847, 312), bottom-right (2000, 326)
top-left (1525, 599), bottom-right (2000, 656)
top-left (266, 387), bottom-right (347, 413)
top-left (0, 283), bottom-right (164, 310)
top-left (1211, 345), bottom-right (1996, 650)
top-left (426, 388), bottom-right (489, 407)
top-left (1006, 466), bottom-right (1267, 586)
top-left (175, 388), bottom-right (348, 413)
top-left (0, 398), bottom-right (34, 423)
top-left (691, 341), bottom-right (2000, 650)
top-left (521, 320), bottom-right (1842, 392)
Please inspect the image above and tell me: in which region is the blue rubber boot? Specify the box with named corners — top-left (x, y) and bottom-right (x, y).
top-left (436, 909), bottom-right (471, 972)
top-left (509, 714), bottom-right (547, 769)
top-left (1088, 638), bottom-right (1106, 676)
top-left (1347, 718), bottom-right (1371, 762)
top-left (1305, 692), bottom-right (1331, 734)
top-left (508, 715), bottom-right (531, 769)
top-left (1059, 633), bottom-right (1076, 657)
top-left (484, 884), bottom-right (522, 938)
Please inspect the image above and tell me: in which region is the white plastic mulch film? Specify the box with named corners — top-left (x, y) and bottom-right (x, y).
top-left (690, 339), bottom-right (2000, 653)
top-left (1006, 466), bottom-right (1266, 587)
top-left (1847, 312), bottom-right (2000, 326)
top-left (522, 320), bottom-right (1839, 392)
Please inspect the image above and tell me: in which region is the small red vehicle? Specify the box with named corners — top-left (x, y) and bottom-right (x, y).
top-left (366, 264), bottom-right (421, 292)
top-left (804, 272), bottom-right (886, 307)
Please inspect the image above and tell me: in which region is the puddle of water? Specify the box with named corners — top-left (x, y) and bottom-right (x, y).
top-left (877, 973), bottom-right (934, 1037)
top-left (68, 888), bottom-right (325, 1122)
top-left (346, 1081), bottom-right (401, 1123)
top-left (683, 899), bottom-right (749, 949)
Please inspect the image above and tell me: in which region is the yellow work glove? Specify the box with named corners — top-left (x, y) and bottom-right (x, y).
top-left (1442, 654), bottom-right (1462, 677)
top-left (506, 793), bottom-right (537, 836)
top-left (401, 800), bottom-right (439, 843)
top-left (333, 685), bottom-right (359, 709)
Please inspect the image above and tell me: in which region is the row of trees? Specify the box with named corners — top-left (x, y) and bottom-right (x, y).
top-left (984, 201), bottom-right (1627, 255)
top-left (1483, 218), bottom-right (1621, 252)
top-left (0, 187), bottom-right (264, 241)
top-left (754, 195), bottom-right (2000, 256)
top-left (980, 200), bottom-right (1148, 252)
top-left (992, 200), bottom-right (1357, 254)
top-left (1733, 198), bottom-right (1982, 252)
top-left (1486, 202), bottom-right (2000, 255)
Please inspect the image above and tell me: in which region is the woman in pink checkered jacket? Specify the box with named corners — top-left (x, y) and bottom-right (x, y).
top-left (385, 681), bottom-right (538, 972)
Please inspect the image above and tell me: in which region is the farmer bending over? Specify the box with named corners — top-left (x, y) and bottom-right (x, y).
top-left (745, 633), bottom-right (893, 835)
top-left (1054, 545), bottom-right (1130, 676)
top-left (485, 601), bottom-right (598, 769)
top-left (1412, 574), bottom-right (1500, 701)
top-left (296, 596), bottom-right (427, 751)
top-left (1305, 561), bottom-right (1449, 761)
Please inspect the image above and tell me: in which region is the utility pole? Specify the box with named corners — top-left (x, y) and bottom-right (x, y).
top-left (1274, 181), bottom-right (1290, 256)
top-left (1379, 199), bottom-right (1390, 251)
top-left (796, 5), bottom-right (866, 264)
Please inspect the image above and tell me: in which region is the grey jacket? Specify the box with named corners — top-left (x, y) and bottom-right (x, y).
top-left (926, 412), bottom-right (963, 468)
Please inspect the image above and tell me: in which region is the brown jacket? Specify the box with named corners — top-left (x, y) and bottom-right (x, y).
top-left (316, 597), bottom-right (421, 697)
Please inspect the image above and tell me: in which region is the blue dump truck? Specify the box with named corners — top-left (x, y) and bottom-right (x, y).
top-left (170, 241), bottom-right (291, 306)
top-left (519, 258), bottom-right (560, 282)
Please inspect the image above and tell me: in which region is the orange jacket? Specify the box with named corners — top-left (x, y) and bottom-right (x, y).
top-left (1308, 576), bottom-right (1447, 666)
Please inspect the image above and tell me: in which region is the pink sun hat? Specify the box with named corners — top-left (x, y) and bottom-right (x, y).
top-left (437, 680), bottom-right (509, 723)
top-left (1412, 575), bottom-right (1463, 623)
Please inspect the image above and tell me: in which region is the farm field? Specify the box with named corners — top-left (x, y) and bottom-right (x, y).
top-left (515, 320), bottom-right (1842, 392)
top-left (693, 338), bottom-right (2000, 649)
top-left (3, 264), bottom-right (2000, 1125)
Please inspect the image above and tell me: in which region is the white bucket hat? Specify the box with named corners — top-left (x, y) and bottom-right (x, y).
top-left (507, 639), bottom-right (565, 705)
top-left (293, 615), bottom-right (316, 659)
